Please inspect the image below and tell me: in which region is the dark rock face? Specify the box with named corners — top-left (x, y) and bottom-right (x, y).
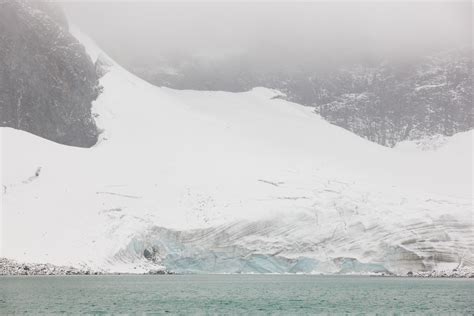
top-left (134, 49), bottom-right (472, 147)
top-left (0, 0), bottom-right (101, 147)
top-left (143, 247), bottom-right (160, 263)
top-left (313, 51), bottom-right (473, 146)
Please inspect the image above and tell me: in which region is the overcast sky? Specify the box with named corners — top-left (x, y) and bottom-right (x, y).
top-left (61, 1), bottom-right (472, 69)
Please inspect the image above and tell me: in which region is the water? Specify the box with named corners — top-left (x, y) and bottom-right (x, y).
top-left (0, 275), bottom-right (472, 314)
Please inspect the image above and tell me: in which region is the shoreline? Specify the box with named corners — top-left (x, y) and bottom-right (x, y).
top-left (1, 258), bottom-right (472, 278)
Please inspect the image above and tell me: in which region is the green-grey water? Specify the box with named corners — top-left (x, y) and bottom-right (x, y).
top-left (0, 275), bottom-right (472, 314)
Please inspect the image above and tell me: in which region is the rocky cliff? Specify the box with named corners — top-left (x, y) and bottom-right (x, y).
top-left (0, 0), bottom-right (101, 147)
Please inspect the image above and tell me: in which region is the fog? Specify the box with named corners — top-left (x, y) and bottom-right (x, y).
top-left (61, 1), bottom-right (472, 70)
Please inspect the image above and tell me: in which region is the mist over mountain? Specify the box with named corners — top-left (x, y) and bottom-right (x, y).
top-left (63, 2), bottom-right (471, 69)
top-left (1, 1), bottom-right (471, 147)
top-left (125, 49), bottom-right (471, 147)
top-left (62, 1), bottom-right (472, 146)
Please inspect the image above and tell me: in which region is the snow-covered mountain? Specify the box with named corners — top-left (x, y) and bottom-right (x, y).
top-left (1, 28), bottom-right (472, 275)
top-left (134, 49), bottom-right (473, 147)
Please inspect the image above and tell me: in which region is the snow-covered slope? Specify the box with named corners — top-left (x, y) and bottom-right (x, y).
top-left (1, 30), bottom-right (472, 275)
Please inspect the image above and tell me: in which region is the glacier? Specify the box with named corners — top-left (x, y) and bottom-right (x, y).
top-left (1, 29), bottom-right (472, 275)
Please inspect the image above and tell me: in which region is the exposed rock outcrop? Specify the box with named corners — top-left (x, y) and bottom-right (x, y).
top-left (0, 0), bottom-right (101, 147)
top-left (0, 258), bottom-right (100, 275)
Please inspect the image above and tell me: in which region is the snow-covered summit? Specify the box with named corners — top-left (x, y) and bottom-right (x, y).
top-left (1, 31), bottom-right (472, 275)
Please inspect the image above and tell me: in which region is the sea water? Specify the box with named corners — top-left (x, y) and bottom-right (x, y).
top-left (0, 275), bottom-right (472, 314)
